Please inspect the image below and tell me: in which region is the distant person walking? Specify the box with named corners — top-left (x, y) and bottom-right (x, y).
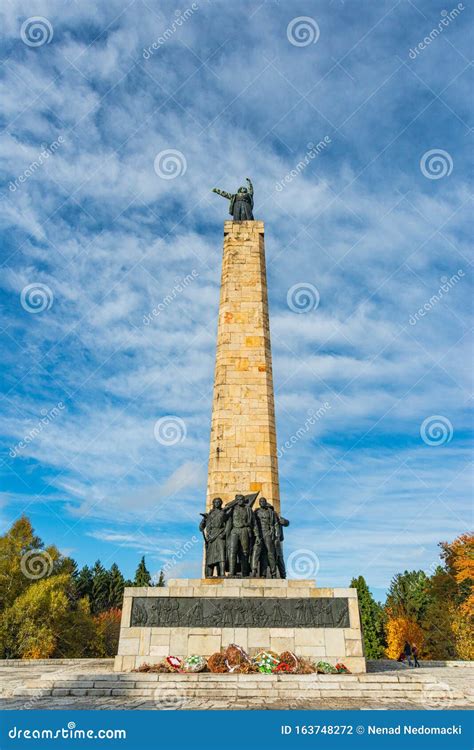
top-left (412, 643), bottom-right (420, 668)
top-left (403, 640), bottom-right (413, 667)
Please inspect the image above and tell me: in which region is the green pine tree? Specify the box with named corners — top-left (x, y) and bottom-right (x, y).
top-left (350, 575), bottom-right (386, 659)
top-left (133, 556), bottom-right (151, 587)
top-left (90, 560), bottom-right (109, 614)
top-left (156, 570), bottom-right (165, 587)
top-left (108, 563), bottom-right (125, 608)
top-left (75, 565), bottom-right (93, 601)
top-left (385, 570), bottom-right (430, 623)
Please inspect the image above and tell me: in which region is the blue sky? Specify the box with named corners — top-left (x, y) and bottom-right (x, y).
top-left (0, 0), bottom-right (472, 601)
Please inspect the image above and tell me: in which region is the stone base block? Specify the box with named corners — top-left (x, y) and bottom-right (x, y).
top-left (115, 580), bottom-right (366, 673)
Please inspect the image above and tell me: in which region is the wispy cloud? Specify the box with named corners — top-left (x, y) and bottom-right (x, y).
top-left (0, 0), bottom-right (471, 590)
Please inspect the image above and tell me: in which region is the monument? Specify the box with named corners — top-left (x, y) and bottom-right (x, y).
top-left (114, 181), bottom-right (366, 672)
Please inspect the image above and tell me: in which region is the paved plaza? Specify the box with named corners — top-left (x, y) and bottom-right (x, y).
top-left (1, 659), bottom-right (472, 711)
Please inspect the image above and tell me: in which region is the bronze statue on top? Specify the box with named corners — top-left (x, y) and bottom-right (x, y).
top-left (200, 491), bottom-right (289, 579)
top-left (212, 177), bottom-right (254, 220)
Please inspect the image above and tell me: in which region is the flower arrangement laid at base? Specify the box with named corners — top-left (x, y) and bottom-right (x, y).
top-left (131, 644), bottom-right (351, 675)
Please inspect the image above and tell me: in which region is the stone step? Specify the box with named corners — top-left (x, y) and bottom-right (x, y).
top-left (13, 673), bottom-right (469, 703)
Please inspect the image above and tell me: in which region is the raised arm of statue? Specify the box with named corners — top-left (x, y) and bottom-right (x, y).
top-left (212, 187), bottom-right (233, 200)
top-left (246, 177), bottom-right (253, 197)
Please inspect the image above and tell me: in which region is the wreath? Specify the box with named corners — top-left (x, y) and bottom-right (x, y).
top-left (279, 651), bottom-right (299, 673)
top-left (207, 652), bottom-right (228, 673)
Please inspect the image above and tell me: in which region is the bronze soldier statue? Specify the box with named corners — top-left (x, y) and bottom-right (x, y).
top-left (200, 498), bottom-right (229, 577)
top-left (253, 497), bottom-right (278, 578)
top-left (274, 513), bottom-right (290, 579)
top-left (226, 494), bottom-right (256, 577)
top-left (212, 177), bottom-right (254, 221)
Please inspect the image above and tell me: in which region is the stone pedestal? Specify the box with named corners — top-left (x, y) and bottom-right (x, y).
top-left (114, 579), bottom-right (366, 673)
top-left (206, 221), bottom-right (280, 512)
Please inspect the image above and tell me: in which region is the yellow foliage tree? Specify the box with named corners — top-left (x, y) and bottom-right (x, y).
top-left (441, 532), bottom-right (474, 617)
top-left (451, 607), bottom-right (474, 660)
top-left (0, 574), bottom-right (95, 659)
top-left (385, 616), bottom-right (425, 660)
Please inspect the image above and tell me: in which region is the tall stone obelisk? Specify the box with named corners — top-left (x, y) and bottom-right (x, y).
top-left (206, 220), bottom-right (280, 512)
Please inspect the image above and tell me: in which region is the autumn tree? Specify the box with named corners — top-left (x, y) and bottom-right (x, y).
top-left (93, 608), bottom-right (122, 657)
top-left (385, 616), bottom-right (425, 660)
top-left (0, 574), bottom-right (95, 659)
top-left (0, 516), bottom-right (62, 611)
top-left (440, 533), bottom-right (474, 659)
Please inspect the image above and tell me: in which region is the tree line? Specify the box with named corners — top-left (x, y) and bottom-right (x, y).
top-left (351, 532), bottom-right (473, 661)
top-left (0, 517), bottom-right (164, 659)
top-left (0, 516), bottom-right (471, 661)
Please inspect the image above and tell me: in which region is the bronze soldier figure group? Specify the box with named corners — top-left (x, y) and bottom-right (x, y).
top-left (200, 493), bottom-right (289, 579)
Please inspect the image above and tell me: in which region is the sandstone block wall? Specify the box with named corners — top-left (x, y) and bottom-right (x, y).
top-left (114, 579), bottom-right (366, 673)
top-left (206, 221), bottom-right (280, 511)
